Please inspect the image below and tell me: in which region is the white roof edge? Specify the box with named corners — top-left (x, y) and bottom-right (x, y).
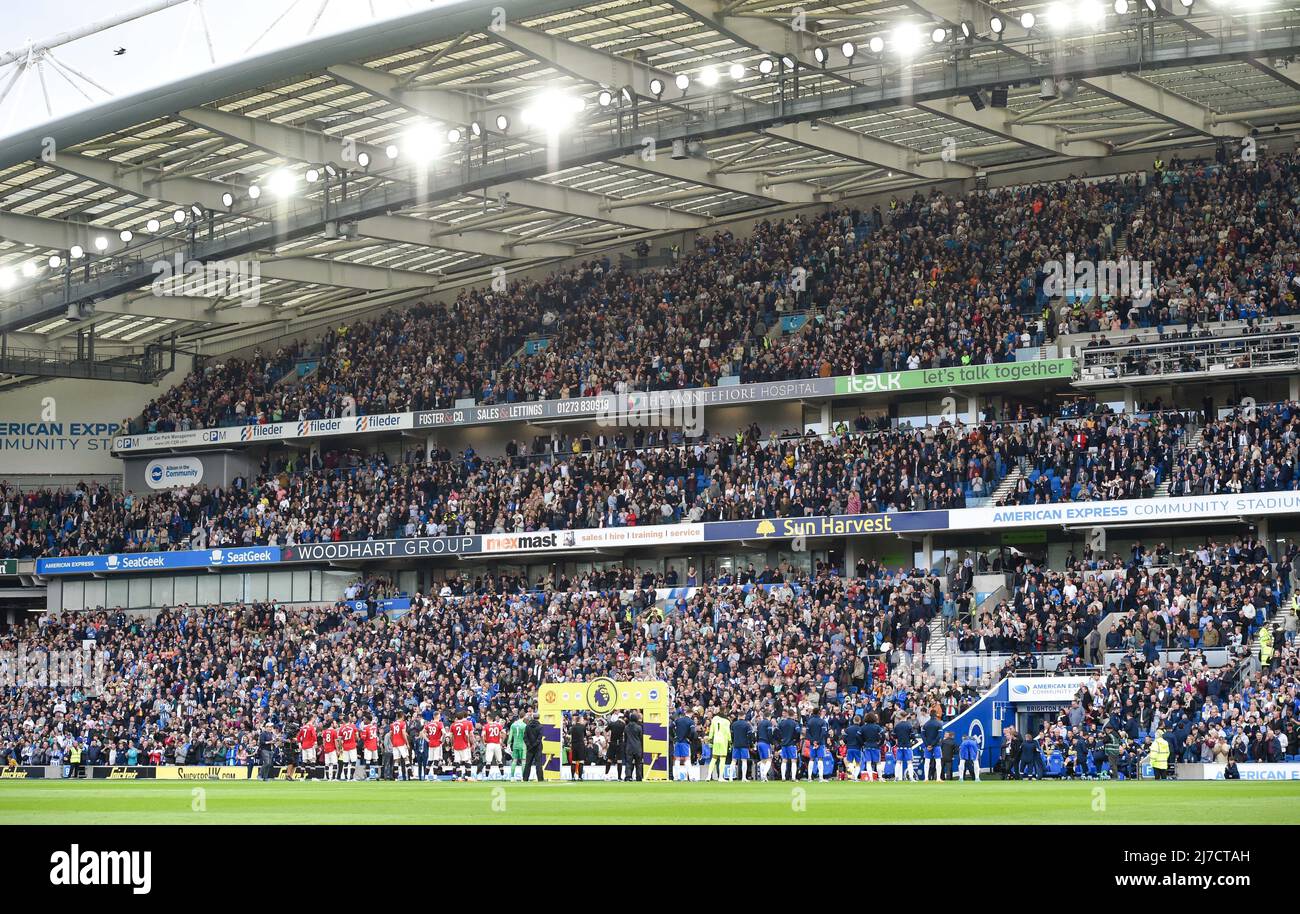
top-left (0, 0), bottom-right (581, 170)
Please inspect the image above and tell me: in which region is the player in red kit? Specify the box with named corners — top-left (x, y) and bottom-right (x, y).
top-left (390, 716), bottom-right (410, 780)
top-left (451, 712), bottom-right (475, 781)
top-left (425, 716), bottom-right (445, 779)
top-left (321, 721), bottom-right (339, 780)
top-left (298, 716), bottom-right (318, 768)
top-left (482, 716), bottom-right (505, 780)
top-left (361, 715), bottom-right (380, 774)
top-left (339, 719), bottom-right (359, 781)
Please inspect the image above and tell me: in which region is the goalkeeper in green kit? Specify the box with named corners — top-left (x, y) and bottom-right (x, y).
top-left (508, 713), bottom-right (528, 780)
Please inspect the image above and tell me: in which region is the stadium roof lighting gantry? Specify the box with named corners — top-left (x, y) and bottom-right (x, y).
top-left (520, 89), bottom-right (584, 132)
top-left (0, 0), bottom-right (1298, 380)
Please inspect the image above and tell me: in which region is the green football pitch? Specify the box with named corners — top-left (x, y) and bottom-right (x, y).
top-left (2, 779), bottom-right (1298, 824)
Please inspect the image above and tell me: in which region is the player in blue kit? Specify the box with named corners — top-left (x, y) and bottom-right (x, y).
top-left (776, 711), bottom-right (800, 781)
top-left (893, 715), bottom-right (917, 781)
top-left (861, 712), bottom-right (884, 781)
top-left (672, 710), bottom-right (696, 782)
top-left (921, 704), bottom-right (944, 781)
top-left (842, 716), bottom-right (863, 779)
top-left (804, 708), bottom-right (828, 782)
top-left (755, 715), bottom-right (774, 781)
top-left (730, 715), bottom-right (754, 781)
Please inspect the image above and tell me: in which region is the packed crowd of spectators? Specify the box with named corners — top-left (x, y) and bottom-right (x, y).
top-left (951, 538), bottom-right (1293, 662)
top-left (1004, 636), bottom-right (1299, 778)
top-left (125, 154), bottom-right (1300, 436)
top-left (3, 542), bottom-right (1294, 776)
top-left (0, 564), bottom-right (965, 769)
top-left (1, 419), bottom-right (1006, 558)
top-left (1168, 400), bottom-right (1300, 496)
top-left (1002, 400), bottom-right (1300, 505)
top-left (8, 398), bottom-right (1300, 559)
top-left (1057, 152), bottom-right (1300, 337)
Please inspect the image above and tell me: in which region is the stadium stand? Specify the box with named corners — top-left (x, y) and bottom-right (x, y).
top-left (122, 158), bottom-right (1300, 436)
top-left (9, 398), bottom-right (1300, 559)
top-left (3, 546), bottom-right (1294, 779)
top-left (5, 113), bottom-right (1300, 787)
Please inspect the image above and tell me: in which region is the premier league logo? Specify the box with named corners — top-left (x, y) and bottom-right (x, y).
top-left (586, 677), bottom-right (618, 714)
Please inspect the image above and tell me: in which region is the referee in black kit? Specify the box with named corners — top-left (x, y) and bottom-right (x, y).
top-left (623, 711), bottom-right (644, 781)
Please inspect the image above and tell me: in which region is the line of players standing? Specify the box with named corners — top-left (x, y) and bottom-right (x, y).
top-left (280, 705), bottom-right (981, 782)
top-left (291, 710), bottom-right (516, 781)
top-left (670, 704), bottom-right (982, 782)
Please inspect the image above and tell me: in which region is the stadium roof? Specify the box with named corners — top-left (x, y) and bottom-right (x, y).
top-left (2, 0), bottom-right (1300, 383)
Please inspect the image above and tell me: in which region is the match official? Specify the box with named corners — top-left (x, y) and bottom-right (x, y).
top-left (523, 712), bottom-right (544, 782)
top-left (624, 712), bottom-right (644, 782)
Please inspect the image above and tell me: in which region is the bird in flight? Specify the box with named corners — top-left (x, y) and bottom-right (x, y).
top-left (113, 48), bottom-right (126, 56)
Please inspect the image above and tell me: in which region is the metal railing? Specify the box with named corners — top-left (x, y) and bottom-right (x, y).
top-left (1077, 330), bottom-right (1300, 384)
top-left (0, 340), bottom-right (173, 383)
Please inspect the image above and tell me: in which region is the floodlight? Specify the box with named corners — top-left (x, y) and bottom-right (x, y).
top-left (1079, 0), bottom-right (1106, 27)
top-left (891, 23), bottom-right (923, 56)
top-left (404, 123), bottom-right (441, 162)
top-left (267, 170), bottom-right (296, 198)
top-left (1048, 2), bottom-right (1073, 29)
